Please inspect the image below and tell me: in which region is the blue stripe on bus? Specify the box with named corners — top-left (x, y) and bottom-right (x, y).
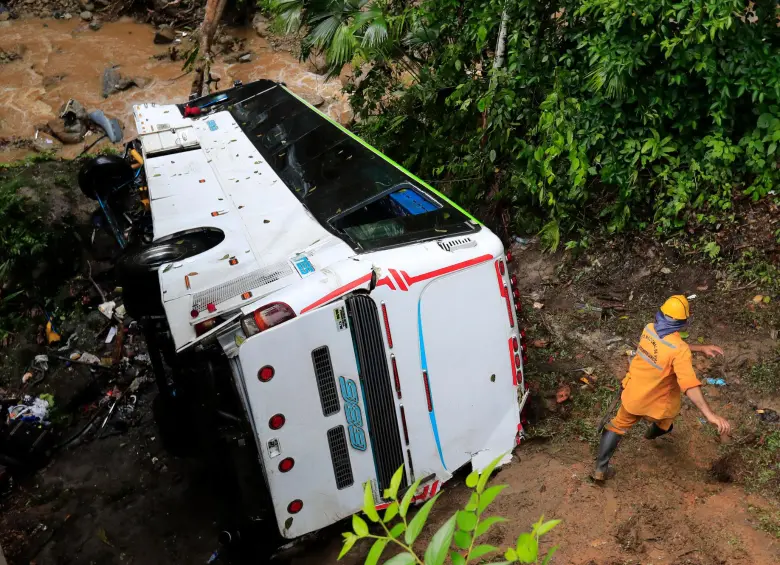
top-left (417, 300), bottom-right (447, 470)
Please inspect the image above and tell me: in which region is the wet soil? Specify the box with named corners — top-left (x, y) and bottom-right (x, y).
top-left (0, 17), bottom-right (349, 162)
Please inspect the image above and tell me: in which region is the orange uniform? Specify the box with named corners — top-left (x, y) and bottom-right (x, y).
top-left (606, 323), bottom-right (701, 435)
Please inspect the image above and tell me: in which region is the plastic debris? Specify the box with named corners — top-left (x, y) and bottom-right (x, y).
top-left (575, 303), bottom-right (602, 314)
top-left (114, 304), bottom-right (127, 321)
top-left (660, 267), bottom-right (672, 274)
top-left (532, 302), bottom-right (544, 310)
top-left (756, 408), bottom-right (779, 423)
top-left (88, 110), bottom-right (124, 143)
top-left (45, 320), bottom-right (62, 344)
top-left (34, 355), bottom-right (49, 371)
top-left (8, 394), bottom-right (55, 423)
top-left (98, 301), bottom-right (116, 319)
top-left (207, 549), bottom-right (220, 564)
top-left (134, 353), bottom-right (150, 363)
top-left (705, 378), bottom-right (726, 387)
top-left (105, 326), bottom-right (118, 344)
top-left (80, 352), bottom-right (101, 365)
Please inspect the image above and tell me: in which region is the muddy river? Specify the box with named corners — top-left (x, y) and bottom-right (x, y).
top-left (0, 17), bottom-right (348, 162)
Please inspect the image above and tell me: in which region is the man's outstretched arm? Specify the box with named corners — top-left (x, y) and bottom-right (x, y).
top-left (689, 344), bottom-right (724, 358)
top-left (686, 386), bottom-right (731, 435)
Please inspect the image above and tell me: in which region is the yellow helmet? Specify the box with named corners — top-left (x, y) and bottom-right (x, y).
top-left (660, 295), bottom-right (690, 320)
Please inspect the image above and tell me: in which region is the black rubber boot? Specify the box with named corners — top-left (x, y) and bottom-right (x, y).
top-left (591, 430), bottom-right (621, 482)
top-left (644, 422), bottom-right (673, 440)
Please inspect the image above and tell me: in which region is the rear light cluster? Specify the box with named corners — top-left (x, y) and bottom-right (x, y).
top-left (241, 302), bottom-right (296, 337)
top-left (505, 253), bottom-right (527, 364)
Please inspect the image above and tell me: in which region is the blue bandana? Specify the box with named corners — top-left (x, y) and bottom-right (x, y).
top-left (654, 311), bottom-right (688, 338)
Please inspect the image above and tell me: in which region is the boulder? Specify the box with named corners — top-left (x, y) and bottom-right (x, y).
top-left (80, 10), bottom-right (92, 21)
top-left (252, 14), bottom-right (270, 38)
top-left (154, 26), bottom-right (175, 44)
top-left (32, 131), bottom-right (62, 153)
top-left (102, 66), bottom-right (151, 97)
top-left (47, 118), bottom-right (85, 144)
top-left (306, 52), bottom-right (329, 75)
top-left (299, 91), bottom-right (325, 108)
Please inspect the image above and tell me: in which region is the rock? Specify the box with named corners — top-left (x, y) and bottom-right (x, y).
top-left (84, 2), bottom-right (94, 10)
top-left (80, 10), bottom-right (91, 21)
top-left (102, 66), bottom-right (151, 97)
top-left (252, 13), bottom-right (270, 37)
top-left (299, 91), bottom-right (325, 108)
top-left (59, 98), bottom-right (88, 122)
top-left (32, 131), bottom-right (62, 153)
top-left (306, 52), bottom-right (329, 75)
top-left (42, 74), bottom-right (66, 90)
top-left (154, 26), bottom-right (175, 44)
top-left (238, 53), bottom-right (252, 63)
top-left (89, 20), bottom-right (101, 31)
top-left (47, 118), bottom-right (85, 144)
top-left (62, 12), bottom-right (72, 19)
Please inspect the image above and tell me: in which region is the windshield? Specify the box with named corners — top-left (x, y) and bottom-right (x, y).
top-left (229, 85), bottom-right (477, 251)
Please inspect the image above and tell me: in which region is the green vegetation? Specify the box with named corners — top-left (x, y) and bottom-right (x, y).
top-left (341, 457), bottom-right (560, 564)
top-left (269, 0), bottom-right (780, 242)
top-left (749, 505), bottom-right (780, 539)
top-left (747, 359), bottom-right (780, 395)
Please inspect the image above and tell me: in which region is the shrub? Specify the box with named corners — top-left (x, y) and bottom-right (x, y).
top-left (340, 455), bottom-right (560, 564)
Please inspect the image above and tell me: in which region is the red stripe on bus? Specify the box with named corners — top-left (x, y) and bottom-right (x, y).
top-left (300, 273), bottom-right (372, 313)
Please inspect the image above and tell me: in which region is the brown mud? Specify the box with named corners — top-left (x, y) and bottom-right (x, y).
top-left (0, 17), bottom-right (349, 162)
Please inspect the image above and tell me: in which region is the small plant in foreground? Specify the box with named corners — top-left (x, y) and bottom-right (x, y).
top-left (340, 455), bottom-right (560, 564)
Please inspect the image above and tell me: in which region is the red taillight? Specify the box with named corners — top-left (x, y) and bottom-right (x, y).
top-left (512, 337), bottom-right (519, 351)
top-left (506, 252), bottom-right (513, 263)
top-left (503, 285), bottom-right (514, 327)
top-left (499, 261), bottom-right (506, 275)
top-left (195, 318), bottom-right (217, 336)
top-left (399, 406), bottom-right (410, 445)
top-left (241, 302), bottom-right (296, 337)
top-left (190, 309), bottom-right (199, 318)
top-left (258, 365), bottom-right (275, 382)
top-left (269, 413), bottom-right (285, 429)
top-left (381, 302), bottom-right (393, 349)
top-left (278, 457), bottom-right (294, 472)
top-left (391, 355), bottom-right (402, 398)
top-left (521, 329), bottom-right (526, 339)
top-left (512, 288), bottom-right (520, 300)
top-left (288, 499), bottom-right (303, 514)
top-left (207, 303), bottom-right (217, 313)
top-left (511, 276), bottom-right (517, 287)
top-left (422, 371), bottom-right (433, 412)
top-left (515, 354), bottom-right (521, 368)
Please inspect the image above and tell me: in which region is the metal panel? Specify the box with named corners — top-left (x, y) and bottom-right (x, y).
top-left (346, 295), bottom-right (406, 492)
top-left (312, 346), bottom-right (340, 417)
top-left (327, 426), bottom-right (354, 490)
top-left (191, 261), bottom-right (294, 311)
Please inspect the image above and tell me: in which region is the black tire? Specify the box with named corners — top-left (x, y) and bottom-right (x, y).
top-left (116, 229), bottom-right (225, 319)
top-left (78, 155), bottom-right (135, 200)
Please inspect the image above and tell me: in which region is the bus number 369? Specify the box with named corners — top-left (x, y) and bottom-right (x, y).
top-left (338, 376), bottom-right (367, 451)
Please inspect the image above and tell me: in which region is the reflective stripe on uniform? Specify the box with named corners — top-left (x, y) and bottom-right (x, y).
top-left (637, 349), bottom-right (663, 370)
top-left (645, 325), bottom-right (677, 349)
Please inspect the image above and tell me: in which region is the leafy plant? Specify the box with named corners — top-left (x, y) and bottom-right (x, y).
top-left (340, 455), bottom-right (560, 564)
top-left (274, 0), bottom-right (780, 238)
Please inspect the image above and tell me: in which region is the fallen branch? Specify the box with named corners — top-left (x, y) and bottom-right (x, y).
top-left (87, 261), bottom-right (107, 303)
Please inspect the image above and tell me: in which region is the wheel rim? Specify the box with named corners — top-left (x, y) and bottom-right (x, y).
top-left (135, 243), bottom-right (190, 266)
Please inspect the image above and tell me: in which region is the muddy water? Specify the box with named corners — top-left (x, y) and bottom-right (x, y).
top-left (0, 18), bottom-right (349, 162)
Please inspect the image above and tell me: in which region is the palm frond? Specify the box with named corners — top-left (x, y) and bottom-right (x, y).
top-left (308, 15), bottom-right (343, 49)
top-left (327, 23), bottom-right (358, 68)
top-left (403, 25), bottom-right (439, 48)
top-left (362, 18), bottom-right (388, 48)
top-left (272, 0), bottom-right (305, 33)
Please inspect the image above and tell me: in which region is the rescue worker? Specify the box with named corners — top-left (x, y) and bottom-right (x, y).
top-left (592, 295), bottom-right (731, 481)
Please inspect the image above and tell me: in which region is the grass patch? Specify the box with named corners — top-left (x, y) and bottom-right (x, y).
top-left (747, 360), bottom-right (780, 395)
top-left (749, 505), bottom-right (780, 539)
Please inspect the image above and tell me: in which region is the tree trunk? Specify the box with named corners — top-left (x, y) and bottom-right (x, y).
top-left (493, 4), bottom-right (509, 69)
top-left (190, 0), bottom-right (229, 98)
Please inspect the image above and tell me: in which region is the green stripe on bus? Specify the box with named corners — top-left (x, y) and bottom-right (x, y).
top-left (282, 86), bottom-right (480, 224)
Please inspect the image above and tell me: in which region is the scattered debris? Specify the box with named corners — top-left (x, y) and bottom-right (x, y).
top-left (105, 326), bottom-right (117, 344)
top-left (533, 302), bottom-right (544, 310)
top-left (756, 408), bottom-right (779, 423)
top-left (660, 267), bottom-right (672, 274)
top-left (32, 130), bottom-right (62, 153)
top-left (47, 99), bottom-right (88, 144)
top-left (98, 300), bottom-right (116, 319)
top-left (705, 378), bottom-right (727, 387)
top-left (8, 394), bottom-right (54, 423)
top-left (88, 110), bottom-right (123, 143)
